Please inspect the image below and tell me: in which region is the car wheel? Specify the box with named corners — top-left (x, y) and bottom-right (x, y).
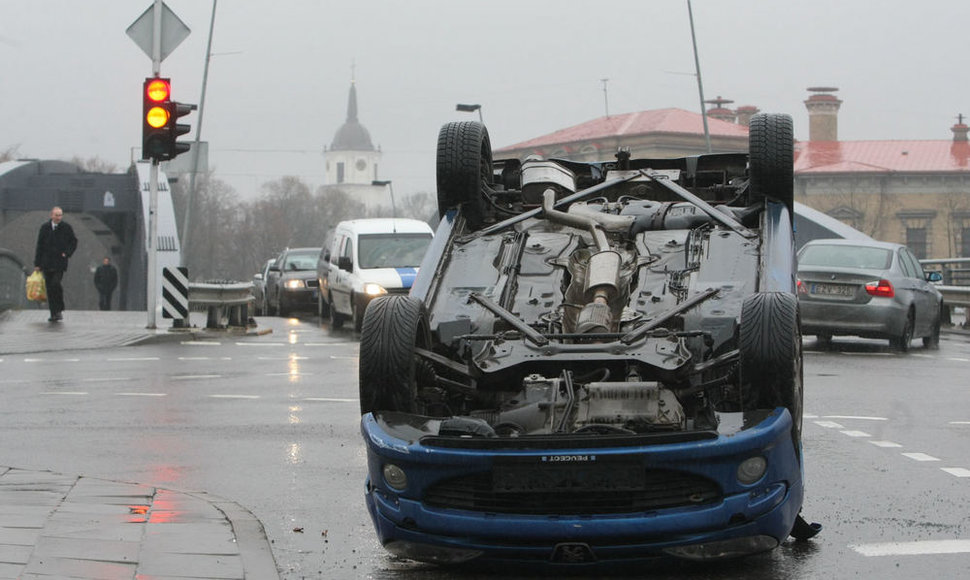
top-left (739, 292), bottom-right (803, 445)
top-left (891, 309), bottom-right (915, 352)
top-left (328, 292), bottom-right (345, 329)
top-left (266, 294), bottom-right (278, 316)
top-left (358, 295), bottom-right (431, 415)
top-left (748, 113), bottom-right (795, 219)
top-left (923, 306), bottom-right (941, 350)
top-left (351, 294), bottom-right (365, 332)
top-left (317, 290), bottom-right (330, 320)
top-left (436, 120), bottom-right (492, 230)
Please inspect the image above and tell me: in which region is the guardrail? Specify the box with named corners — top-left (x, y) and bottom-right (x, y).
top-left (921, 258), bottom-right (970, 328)
top-left (185, 281), bottom-right (255, 330)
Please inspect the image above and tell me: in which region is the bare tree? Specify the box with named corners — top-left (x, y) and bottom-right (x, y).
top-left (69, 156), bottom-right (119, 173)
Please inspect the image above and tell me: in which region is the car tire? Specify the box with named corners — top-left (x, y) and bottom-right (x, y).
top-left (328, 292), bottom-right (345, 329)
top-left (266, 294), bottom-right (278, 316)
top-left (351, 294), bottom-right (364, 332)
top-left (891, 309), bottom-right (915, 352)
top-left (317, 290), bottom-right (330, 320)
top-left (739, 292), bottom-right (803, 444)
top-left (358, 295), bottom-right (430, 415)
top-left (748, 113), bottom-right (795, 218)
top-left (436, 120), bottom-right (492, 229)
top-left (923, 305), bottom-right (942, 350)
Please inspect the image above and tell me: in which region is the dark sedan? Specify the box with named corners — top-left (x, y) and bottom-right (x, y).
top-left (797, 239), bottom-right (943, 351)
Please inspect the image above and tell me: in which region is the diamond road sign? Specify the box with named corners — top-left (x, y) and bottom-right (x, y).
top-left (126, 2), bottom-right (191, 62)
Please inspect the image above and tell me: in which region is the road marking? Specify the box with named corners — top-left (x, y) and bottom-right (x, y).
top-left (950, 421), bottom-right (970, 425)
top-left (869, 440), bottom-right (903, 448)
top-left (901, 452), bottom-right (939, 462)
top-left (840, 430), bottom-right (871, 438)
top-left (107, 357), bottom-right (160, 361)
top-left (25, 358), bottom-right (80, 362)
top-left (947, 357), bottom-right (970, 362)
top-left (40, 391), bottom-right (88, 395)
top-left (824, 415), bottom-right (888, 421)
top-left (117, 392), bottom-right (167, 397)
top-left (851, 539), bottom-right (970, 557)
top-left (209, 394), bottom-right (260, 399)
top-left (813, 420), bottom-right (845, 429)
top-left (329, 355), bottom-right (358, 360)
top-left (173, 374), bottom-right (222, 380)
top-left (941, 468), bottom-right (970, 478)
top-left (304, 397), bottom-right (357, 403)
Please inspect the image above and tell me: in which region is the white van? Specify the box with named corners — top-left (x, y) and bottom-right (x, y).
top-left (320, 218), bottom-right (434, 330)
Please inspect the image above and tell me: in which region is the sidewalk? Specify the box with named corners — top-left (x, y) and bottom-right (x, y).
top-left (0, 310), bottom-right (280, 579)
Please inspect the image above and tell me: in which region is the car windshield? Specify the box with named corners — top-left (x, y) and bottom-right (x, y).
top-left (358, 233), bottom-right (432, 269)
top-left (799, 244), bottom-right (893, 270)
top-left (284, 252), bottom-right (318, 271)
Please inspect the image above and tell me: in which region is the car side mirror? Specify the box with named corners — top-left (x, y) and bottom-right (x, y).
top-left (323, 251), bottom-right (330, 262)
top-left (253, 273), bottom-right (263, 281)
top-left (338, 256), bottom-right (353, 273)
top-left (925, 271), bottom-right (943, 282)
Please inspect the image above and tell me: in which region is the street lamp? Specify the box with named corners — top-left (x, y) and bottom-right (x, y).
top-left (456, 103), bottom-right (483, 123)
top-left (372, 180), bottom-right (397, 218)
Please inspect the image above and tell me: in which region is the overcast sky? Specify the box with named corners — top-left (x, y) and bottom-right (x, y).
top-left (3, 0), bottom-right (970, 199)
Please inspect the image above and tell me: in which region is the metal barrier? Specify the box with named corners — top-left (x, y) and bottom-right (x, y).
top-left (185, 281), bottom-right (255, 330)
top-left (921, 258), bottom-right (970, 328)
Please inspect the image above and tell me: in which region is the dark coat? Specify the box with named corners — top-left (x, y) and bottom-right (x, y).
top-left (34, 220), bottom-right (78, 272)
top-left (94, 264), bottom-right (118, 293)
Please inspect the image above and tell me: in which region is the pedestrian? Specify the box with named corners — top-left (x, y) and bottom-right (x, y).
top-left (33, 206), bottom-right (78, 322)
top-left (94, 256), bottom-right (118, 311)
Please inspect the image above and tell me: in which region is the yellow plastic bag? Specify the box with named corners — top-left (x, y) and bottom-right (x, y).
top-left (26, 270), bottom-right (46, 302)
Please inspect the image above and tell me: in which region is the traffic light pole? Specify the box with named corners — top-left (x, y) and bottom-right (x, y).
top-left (147, 160), bottom-right (159, 329)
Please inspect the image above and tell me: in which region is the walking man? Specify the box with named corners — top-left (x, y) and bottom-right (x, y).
top-left (34, 206), bottom-right (78, 322)
top-left (94, 256), bottom-right (119, 311)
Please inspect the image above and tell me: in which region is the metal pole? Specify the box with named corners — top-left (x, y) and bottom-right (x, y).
top-left (687, 0), bottom-right (712, 153)
top-left (182, 0), bottom-right (217, 268)
top-left (388, 182), bottom-right (397, 218)
top-left (147, 0), bottom-right (162, 328)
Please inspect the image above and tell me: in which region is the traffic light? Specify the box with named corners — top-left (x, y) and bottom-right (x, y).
top-left (141, 76), bottom-right (196, 162)
top-left (142, 77), bottom-right (171, 161)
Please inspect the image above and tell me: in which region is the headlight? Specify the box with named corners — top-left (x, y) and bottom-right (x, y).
top-left (285, 279), bottom-right (305, 289)
top-left (363, 283), bottom-right (387, 296)
top-left (382, 463), bottom-right (408, 490)
top-left (737, 456), bottom-right (768, 484)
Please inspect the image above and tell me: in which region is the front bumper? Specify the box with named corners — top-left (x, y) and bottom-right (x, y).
top-left (361, 409), bottom-right (803, 566)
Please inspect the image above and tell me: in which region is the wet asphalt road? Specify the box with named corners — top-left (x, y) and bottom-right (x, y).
top-left (1, 315), bottom-right (968, 579)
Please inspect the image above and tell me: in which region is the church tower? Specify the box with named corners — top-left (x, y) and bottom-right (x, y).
top-left (324, 74), bottom-right (387, 210)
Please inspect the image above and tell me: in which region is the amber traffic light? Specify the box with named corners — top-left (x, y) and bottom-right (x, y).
top-left (141, 77), bottom-right (195, 161)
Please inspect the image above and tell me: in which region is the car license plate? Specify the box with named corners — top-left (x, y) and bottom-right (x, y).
top-left (493, 457), bottom-right (644, 493)
top-left (810, 283), bottom-right (853, 297)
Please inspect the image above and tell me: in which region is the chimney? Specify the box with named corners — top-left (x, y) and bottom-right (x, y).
top-left (804, 87), bottom-right (842, 141)
top-left (735, 105), bottom-right (760, 127)
top-left (951, 114), bottom-right (969, 142)
top-left (704, 96), bottom-right (736, 123)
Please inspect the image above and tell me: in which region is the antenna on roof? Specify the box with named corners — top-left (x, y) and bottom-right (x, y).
top-left (601, 78), bottom-right (610, 119)
top-left (687, 0), bottom-right (712, 153)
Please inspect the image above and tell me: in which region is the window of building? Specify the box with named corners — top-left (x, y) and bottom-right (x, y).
top-left (906, 227), bottom-right (928, 259)
top-left (337, 162), bottom-right (345, 184)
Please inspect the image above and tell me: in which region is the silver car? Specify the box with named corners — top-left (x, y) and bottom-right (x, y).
top-left (797, 239), bottom-right (943, 351)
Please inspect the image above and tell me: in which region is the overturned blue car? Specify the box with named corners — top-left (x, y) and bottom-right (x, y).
top-left (359, 114), bottom-right (818, 568)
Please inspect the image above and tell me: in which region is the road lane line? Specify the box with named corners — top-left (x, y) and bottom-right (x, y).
top-left (813, 420), bottom-right (845, 429)
top-left (209, 394), bottom-right (260, 399)
top-left (840, 430), bottom-right (871, 438)
top-left (329, 355), bottom-right (358, 360)
top-left (823, 415), bottom-right (888, 421)
top-left (901, 452), bottom-right (940, 462)
top-left (851, 539), bottom-right (970, 557)
top-left (25, 358), bottom-right (80, 362)
top-left (950, 421), bottom-right (970, 425)
top-left (869, 440), bottom-right (903, 448)
top-left (941, 468), bottom-right (970, 478)
top-left (304, 398), bottom-right (357, 403)
top-left (947, 357), bottom-right (970, 362)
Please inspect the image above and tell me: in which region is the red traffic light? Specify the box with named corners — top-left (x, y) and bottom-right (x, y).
top-left (145, 78), bottom-right (170, 103)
